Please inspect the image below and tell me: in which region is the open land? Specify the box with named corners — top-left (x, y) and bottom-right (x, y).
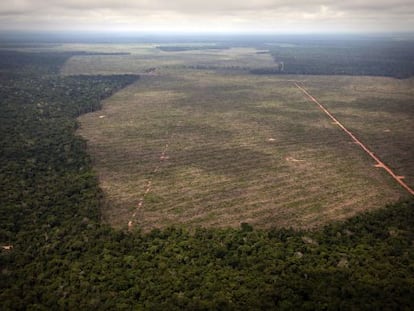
top-left (64, 45), bottom-right (413, 231)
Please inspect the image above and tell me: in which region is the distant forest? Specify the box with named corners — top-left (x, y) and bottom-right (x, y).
top-left (0, 48), bottom-right (413, 309)
top-left (153, 38), bottom-right (414, 78)
top-left (251, 40), bottom-right (414, 78)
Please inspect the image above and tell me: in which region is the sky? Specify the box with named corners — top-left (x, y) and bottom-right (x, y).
top-left (0, 0), bottom-right (413, 34)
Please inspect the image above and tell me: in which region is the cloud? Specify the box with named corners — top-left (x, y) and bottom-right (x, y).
top-left (0, 0), bottom-right (413, 33)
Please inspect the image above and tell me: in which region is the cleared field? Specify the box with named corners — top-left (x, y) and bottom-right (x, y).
top-left (76, 68), bottom-right (408, 231)
top-left (61, 46), bottom-right (275, 75)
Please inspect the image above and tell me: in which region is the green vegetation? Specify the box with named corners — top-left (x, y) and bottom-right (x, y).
top-left (0, 44), bottom-right (413, 309)
top-left (2, 197), bottom-right (414, 309)
top-left (252, 40), bottom-right (414, 78)
top-left (0, 50), bottom-right (138, 238)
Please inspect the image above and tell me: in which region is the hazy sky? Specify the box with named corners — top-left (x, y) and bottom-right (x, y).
top-left (1, 0), bottom-right (413, 33)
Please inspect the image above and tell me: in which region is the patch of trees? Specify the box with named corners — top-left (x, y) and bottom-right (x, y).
top-left (250, 40), bottom-right (414, 78)
top-left (1, 50), bottom-right (414, 310)
top-left (0, 50), bottom-right (130, 75)
top-left (0, 50), bottom-right (81, 74)
top-left (0, 52), bottom-right (138, 244)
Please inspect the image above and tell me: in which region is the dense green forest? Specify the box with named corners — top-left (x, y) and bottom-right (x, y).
top-left (0, 50), bottom-right (414, 310)
top-left (251, 40), bottom-right (414, 78)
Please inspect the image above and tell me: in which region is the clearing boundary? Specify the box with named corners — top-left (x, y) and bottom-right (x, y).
top-left (295, 82), bottom-right (414, 196)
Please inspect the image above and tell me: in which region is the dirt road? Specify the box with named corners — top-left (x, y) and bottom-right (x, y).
top-left (128, 141), bottom-right (171, 230)
top-left (295, 82), bottom-right (414, 196)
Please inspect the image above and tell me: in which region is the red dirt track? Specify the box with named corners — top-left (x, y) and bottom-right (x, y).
top-left (295, 82), bottom-right (414, 196)
top-left (128, 142), bottom-right (171, 230)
